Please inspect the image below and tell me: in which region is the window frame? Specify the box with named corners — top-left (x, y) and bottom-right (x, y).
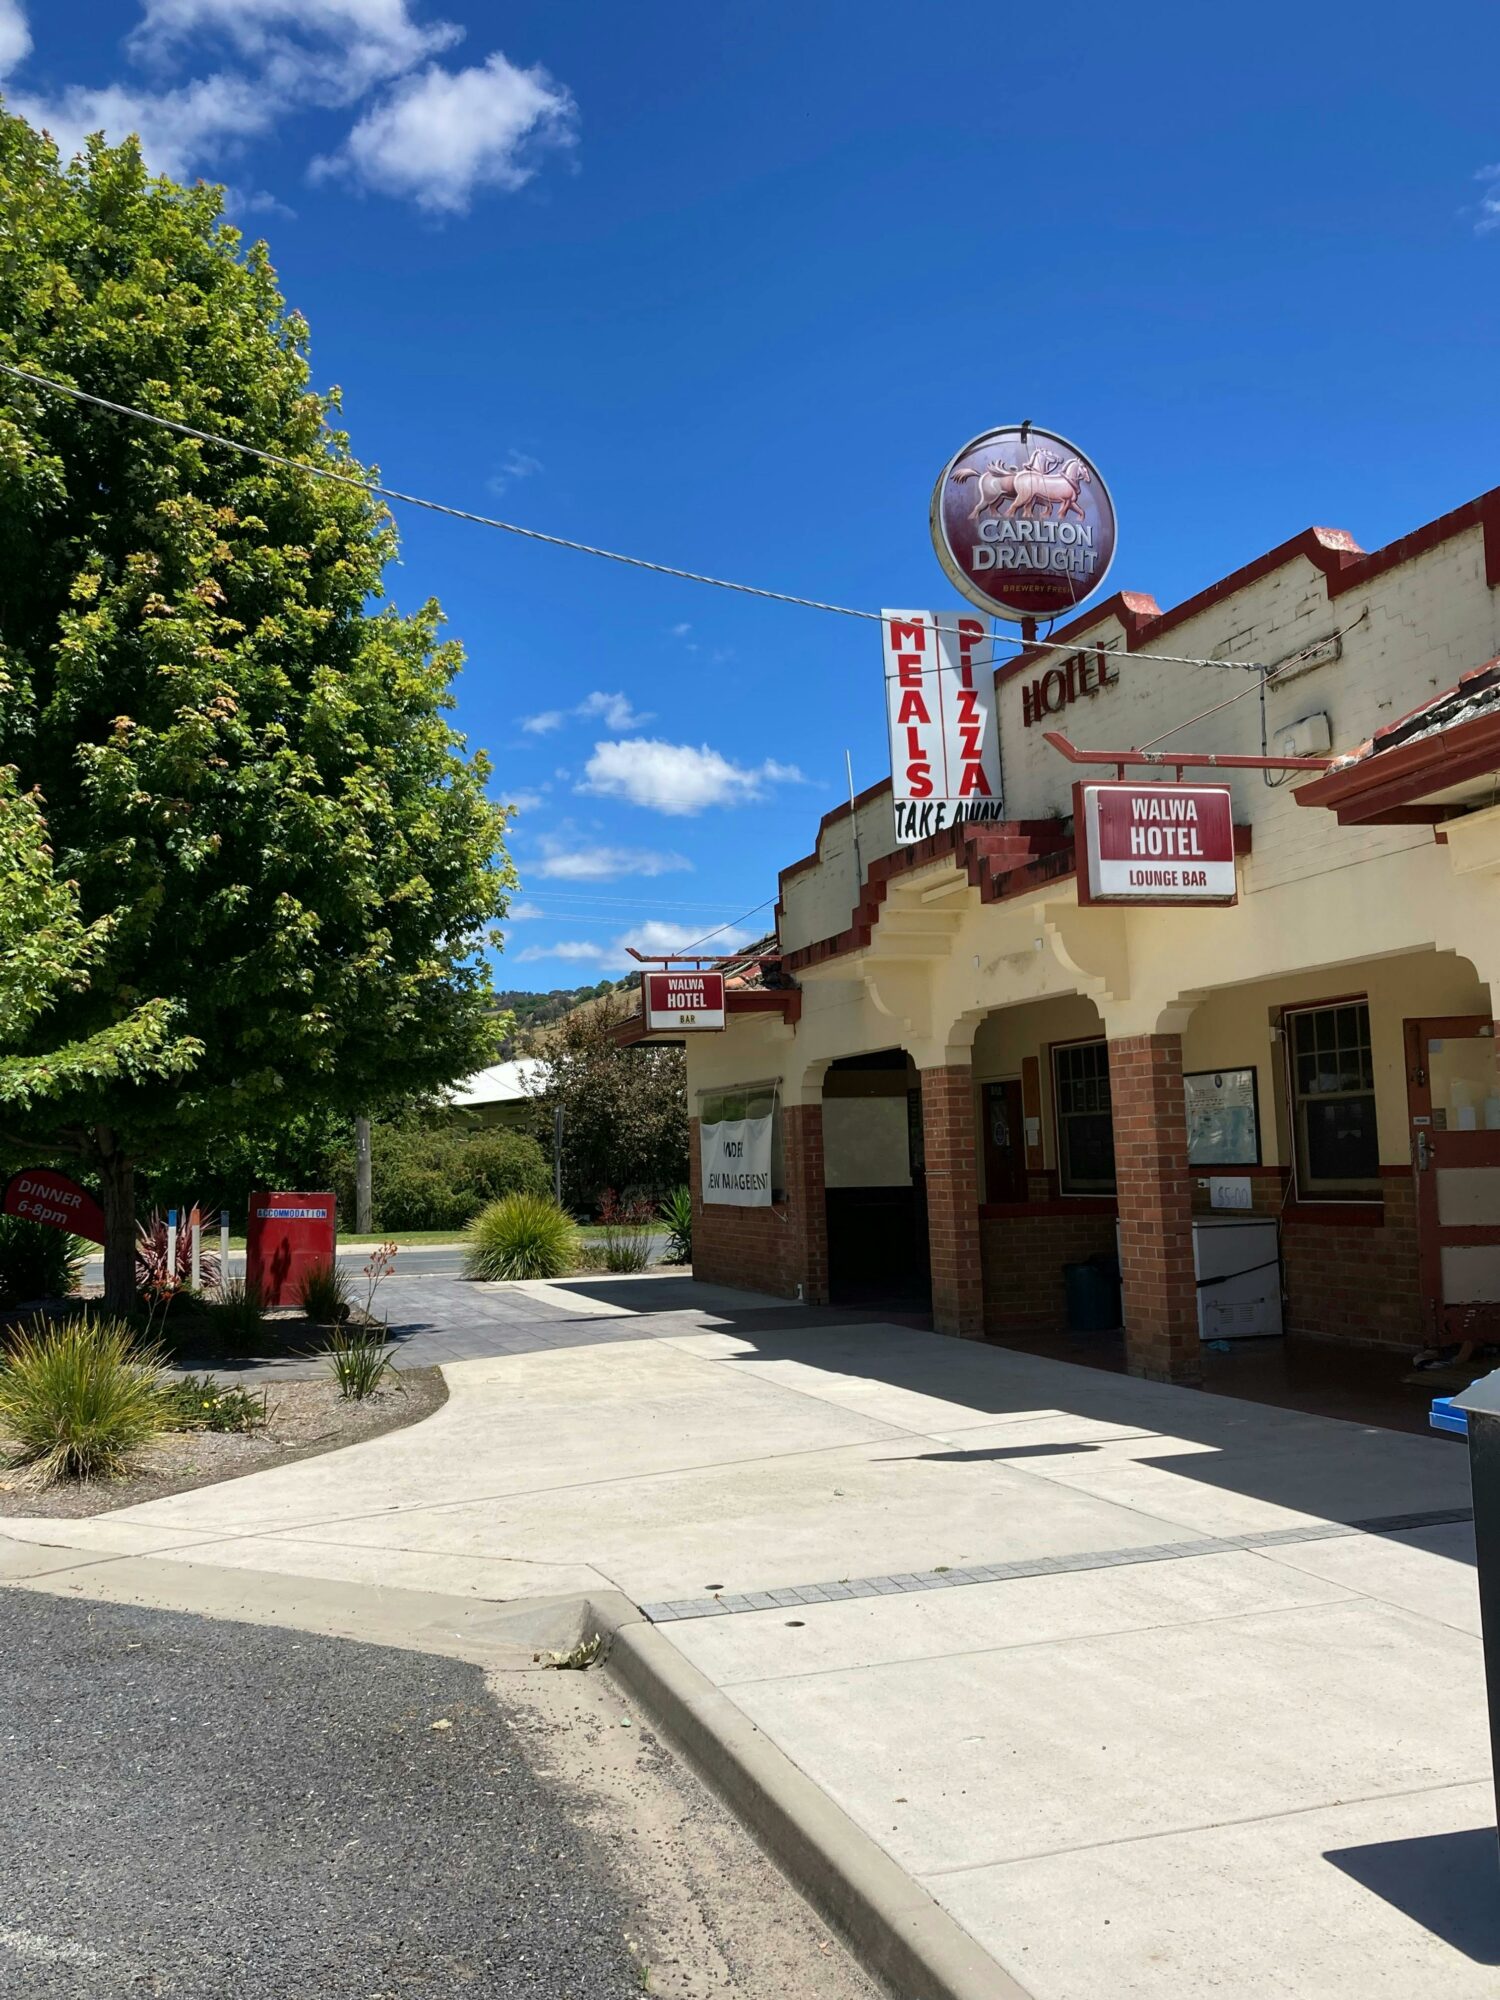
top-left (1282, 998), bottom-right (1382, 1203)
top-left (1050, 1036), bottom-right (1117, 1197)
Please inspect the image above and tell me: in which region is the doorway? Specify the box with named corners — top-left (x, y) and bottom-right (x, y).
top-left (1405, 1016), bottom-right (1500, 1346)
top-left (822, 1050), bottom-right (931, 1308)
top-left (981, 1078), bottom-right (1029, 1204)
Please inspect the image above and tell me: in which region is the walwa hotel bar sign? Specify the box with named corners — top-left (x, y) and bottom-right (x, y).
top-left (882, 609), bottom-right (1004, 845)
top-left (1076, 781), bottom-right (1238, 906)
top-left (641, 969), bottom-right (727, 1033)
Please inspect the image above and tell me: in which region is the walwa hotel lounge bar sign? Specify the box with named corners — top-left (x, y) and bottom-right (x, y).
top-left (930, 423), bottom-right (1117, 624)
top-left (640, 969), bottom-right (727, 1033)
top-left (1076, 781), bottom-right (1238, 906)
top-left (882, 608), bottom-right (1004, 845)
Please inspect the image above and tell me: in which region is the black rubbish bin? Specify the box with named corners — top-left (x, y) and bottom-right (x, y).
top-left (1063, 1255), bottom-right (1121, 1334)
top-left (1451, 1370), bottom-right (1500, 1847)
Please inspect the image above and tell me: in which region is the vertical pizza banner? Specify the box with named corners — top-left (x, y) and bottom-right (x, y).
top-left (882, 608), bottom-right (1004, 847)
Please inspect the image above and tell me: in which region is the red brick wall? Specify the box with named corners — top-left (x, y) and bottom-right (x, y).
top-left (921, 1066), bottom-right (984, 1337)
top-left (980, 1206), bottom-right (1118, 1334)
top-left (1109, 1033), bottom-right (1200, 1383)
top-left (689, 1106), bottom-right (829, 1304)
top-left (1283, 1176), bottom-right (1422, 1349)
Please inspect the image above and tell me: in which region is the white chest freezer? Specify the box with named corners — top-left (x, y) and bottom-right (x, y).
top-left (1192, 1216), bottom-right (1283, 1341)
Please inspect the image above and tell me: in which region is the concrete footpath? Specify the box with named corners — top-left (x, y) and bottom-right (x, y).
top-left (1, 1272), bottom-right (1492, 1999)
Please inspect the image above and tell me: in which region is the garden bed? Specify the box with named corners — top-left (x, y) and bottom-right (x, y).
top-left (0, 1366), bottom-right (447, 1519)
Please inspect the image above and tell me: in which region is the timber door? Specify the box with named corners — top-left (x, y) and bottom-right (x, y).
top-left (982, 1079), bottom-right (1029, 1205)
top-left (1405, 1017), bottom-right (1500, 1345)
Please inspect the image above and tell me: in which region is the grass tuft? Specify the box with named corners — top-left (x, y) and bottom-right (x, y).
top-left (297, 1259), bottom-right (351, 1325)
top-left (0, 1315), bottom-right (164, 1483)
top-left (158, 1374), bottom-right (268, 1434)
top-left (464, 1193), bottom-right (576, 1281)
top-left (324, 1323), bottom-right (397, 1401)
top-left (202, 1278), bottom-right (265, 1356)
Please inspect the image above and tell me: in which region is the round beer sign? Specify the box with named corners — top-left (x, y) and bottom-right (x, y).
top-left (930, 424), bottom-right (1117, 623)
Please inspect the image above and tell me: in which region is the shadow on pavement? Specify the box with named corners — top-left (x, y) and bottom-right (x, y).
top-left (1324, 1827), bottom-right (1500, 1963)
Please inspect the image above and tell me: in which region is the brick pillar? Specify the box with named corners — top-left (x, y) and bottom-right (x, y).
top-left (1109, 1034), bottom-right (1201, 1385)
top-left (921, 1066), bottom-right (984, 1338)
top-left (782, 1102), bottom-right (830, 1306)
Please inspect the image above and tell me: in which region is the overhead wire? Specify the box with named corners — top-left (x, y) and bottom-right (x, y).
top-left (0, 360), bottom-right (1272, 674)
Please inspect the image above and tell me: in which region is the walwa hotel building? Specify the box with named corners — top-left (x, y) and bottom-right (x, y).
top-left (640, 489), bottom-right (1500, 1386)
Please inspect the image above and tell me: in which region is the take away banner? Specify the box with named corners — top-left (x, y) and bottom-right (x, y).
top-left (882, 609), bottom-right (1004, 845)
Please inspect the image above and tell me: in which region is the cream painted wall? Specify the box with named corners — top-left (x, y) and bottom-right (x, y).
top-left (777, 519), bottom-right (1500, 956)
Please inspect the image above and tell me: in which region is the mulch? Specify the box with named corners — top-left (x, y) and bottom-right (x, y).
top-left (0, 1366), bottom-right (447, 1519)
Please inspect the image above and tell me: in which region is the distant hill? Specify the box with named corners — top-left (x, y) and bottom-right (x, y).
top-left (492, 978), bottom-right (629, 1053)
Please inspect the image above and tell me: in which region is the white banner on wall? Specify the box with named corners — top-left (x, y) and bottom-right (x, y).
top-left (882, 608), bottom-right (1004, 846)
top-left (700, 1111), bottom-right (774, 1206)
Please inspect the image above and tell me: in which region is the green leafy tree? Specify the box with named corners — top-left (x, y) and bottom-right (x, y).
top-left (529, 1004), bottom-right (687, 1214)
top-left (0, 116), bottom-right (512, 1305)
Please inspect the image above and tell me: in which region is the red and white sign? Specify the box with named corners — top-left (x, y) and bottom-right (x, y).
top-left (1077, 782), bottom-right (1238, 905)
top-left (641, 970), bottom-right (727, 1033)
top-left (882, 609), bottom-right (1004, 846)
top-left (2, 1168), bottom-right (107, 1244)
top-left (246, 1190), bottom-right (336, 1307)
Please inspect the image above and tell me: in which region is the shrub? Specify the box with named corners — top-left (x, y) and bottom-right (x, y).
top-left (325, 1324), bottom-right (397, 1401)
top-left (202, 1279), bottom-right (265, 1356)
top-left (328, 1119), bottom-right (551, 1233)
top-left (158, 1374), bottom-right (267, 1433)
top-left (465, 1193), bottom-right (575, 1281)
top-left (136, 1206), bottom-right (221, 1301)
top-left (659, 1186), bottom-right (692, 1266)
top-left (0, 1217), bottom-right (86, 1306)
top-left (297, 1260), bottom-right (351, 1325)
top-left (597, 1188), bottom-right (655, 1273)
top-left (0, 1316), bottom-right (164, 1482)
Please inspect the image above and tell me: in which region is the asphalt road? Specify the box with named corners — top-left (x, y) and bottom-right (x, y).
top-left (0, 1591), bottom-right (647, 1999)
top-left (84, 1236), bottom-right (672, 1284)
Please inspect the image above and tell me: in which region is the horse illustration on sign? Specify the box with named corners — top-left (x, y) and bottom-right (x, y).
top-left (931, 425), bottom-right (1117, 622)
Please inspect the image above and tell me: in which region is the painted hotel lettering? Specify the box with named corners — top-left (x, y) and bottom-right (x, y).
top-left (1021, 646), bottom-right (1119, 727)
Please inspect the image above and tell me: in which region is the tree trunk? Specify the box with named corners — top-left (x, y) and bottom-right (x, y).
top-left (96, 1134), bottom-right (137, 1314)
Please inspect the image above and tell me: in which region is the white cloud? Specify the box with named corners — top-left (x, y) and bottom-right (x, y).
top-left (129, 1), bottom-right (459, 103)
top-left (521, 690), bottom-right (651, 735)
top-left (3, 5), bottom-right (576, 214)
top-left (515, 920), bottom-right (754, 969)
top-left (312, 50), bottom-right (576, 213)
top-left (10, 72), bottom-right (275, 180)
top-left (618, 920), bottom-right (753, 958)
top-left (0, 0), bottom-right (32, 73)
top-left (506, 900), bottom-right (547, 921)
top-left (1477, 164), bottom-right (1500, 234)
top-left (516, 939), bottom-right (606, 964)
top-left (670, 622), bottom-right (692, 639)
top-left (531, 840), bottom-right (692, 881)
top-left (580, 739), bottom-right (805, 816)
top-left (576, 691), bottom-right (650, 731)
top-left (487, 447), bottom-right (542, 496)
top-left (501, 789), bottom-right (544, 813)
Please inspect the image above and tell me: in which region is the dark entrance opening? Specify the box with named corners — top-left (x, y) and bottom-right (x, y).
top-left (823, 1050), bottom-right (931, 1308)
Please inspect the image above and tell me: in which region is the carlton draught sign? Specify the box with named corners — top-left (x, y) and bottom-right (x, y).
top-left (931, 424), bottom-right (1117, 624)
top-left (882, 609), bottom-right (1004, 845)
top-left (1077, 782), bottom-right (1238, 906)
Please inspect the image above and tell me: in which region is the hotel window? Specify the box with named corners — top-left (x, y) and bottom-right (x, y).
top-left (1286, 1001), bottom-right (1380, 1198)
top-left (698, 1088), bottom-right (785, 1197)
top-left (1053, 1040), bottom-right (1116, 1195)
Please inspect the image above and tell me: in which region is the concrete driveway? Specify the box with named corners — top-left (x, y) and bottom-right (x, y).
top-left (2, 1274), bottom-right (1490, 1999)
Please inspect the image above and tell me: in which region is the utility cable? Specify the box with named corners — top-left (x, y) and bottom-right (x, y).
top-left (0, 360), bottom-right (1273, 675)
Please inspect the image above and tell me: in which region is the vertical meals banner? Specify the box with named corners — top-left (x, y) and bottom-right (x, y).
top-left (882, 609), bottom-right (1004, 845)
top-left (700, 1109), bottom-right (774, 1207)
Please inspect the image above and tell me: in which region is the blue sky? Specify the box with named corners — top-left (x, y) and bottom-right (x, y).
top-left (4, 3), bottom-right (1499, 987)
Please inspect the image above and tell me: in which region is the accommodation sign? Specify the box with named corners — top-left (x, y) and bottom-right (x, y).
top-left (641, 970), bottom-right (727, 1032)
top-left (882, 609), bottom-right (1004, 845)
top-left (1077, 782), bottom-right (1238, 906)
top-left (930, 424), bottom-right (1117, 623)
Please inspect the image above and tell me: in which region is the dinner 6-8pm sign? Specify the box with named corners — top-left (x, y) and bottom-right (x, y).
top-left (1076, 781), bottom-right (1238, 906)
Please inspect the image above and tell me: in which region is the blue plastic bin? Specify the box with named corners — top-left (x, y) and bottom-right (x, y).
top-left (1430, 1394), bottom-right (1468, 1438)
